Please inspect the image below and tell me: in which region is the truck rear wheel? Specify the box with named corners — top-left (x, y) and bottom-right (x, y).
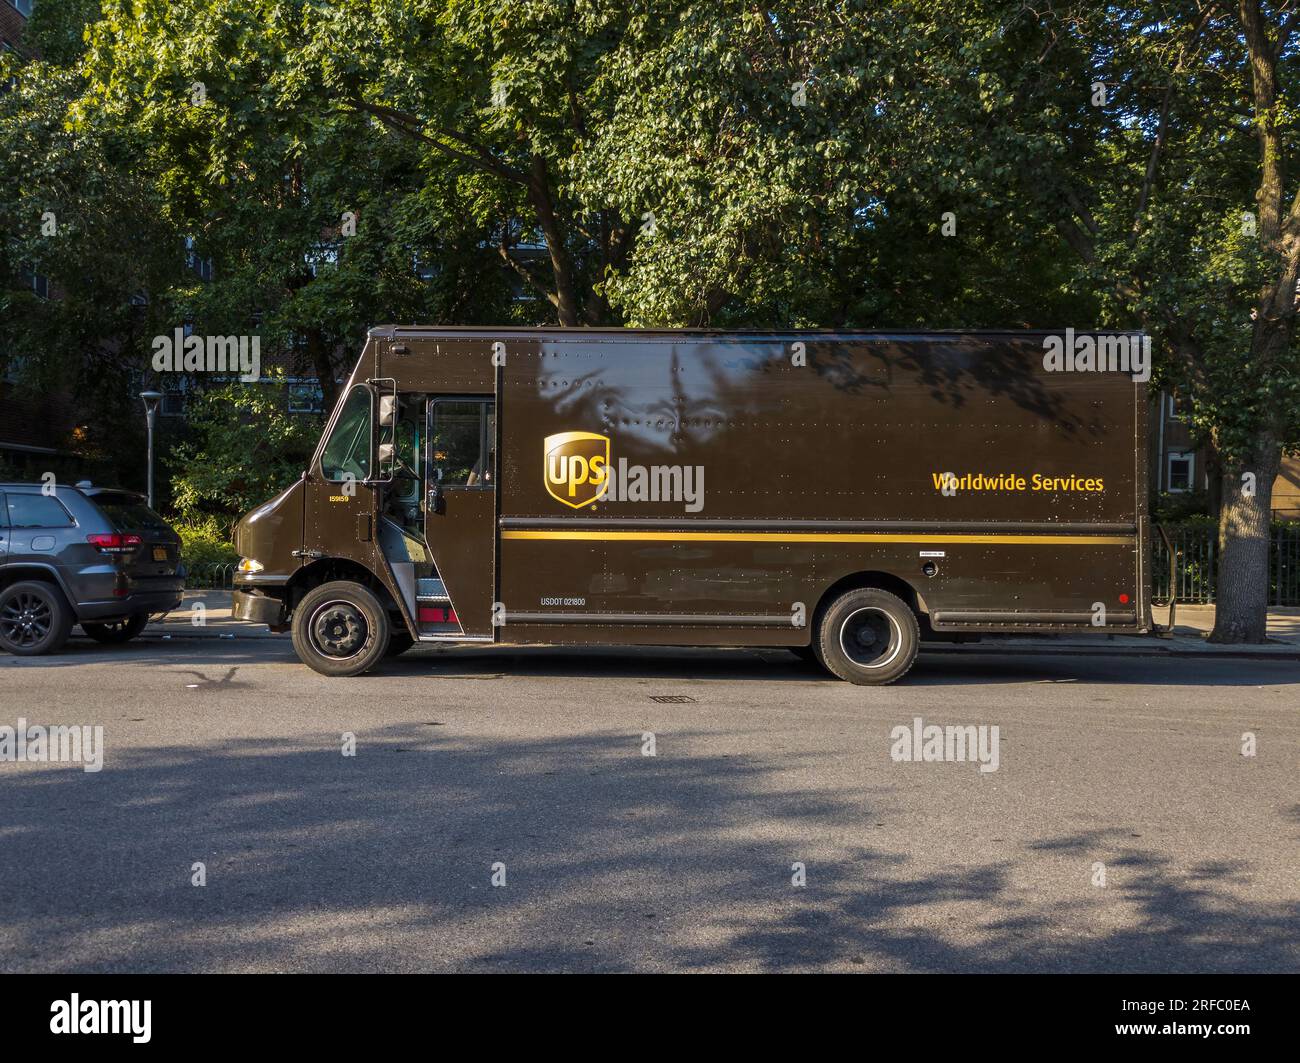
top-left (292, 581), bottom-right (391, 677)
top-left (816, 587), bottom-right (919, 685)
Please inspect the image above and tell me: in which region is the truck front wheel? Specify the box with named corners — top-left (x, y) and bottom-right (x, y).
top-left (816, 587), bottom-right (920, 685)
top-left (292, 581), bottom-right (391, 677)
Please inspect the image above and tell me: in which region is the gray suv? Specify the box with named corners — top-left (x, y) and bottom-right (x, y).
top-left (0, 483), bottom-right (183, 655)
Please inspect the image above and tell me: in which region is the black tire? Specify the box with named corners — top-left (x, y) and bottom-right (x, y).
top-left (0, 580), bottom-right (74, 656)
top-left (81, 613), bottom-right (148, 644)
top-left (385, 630), bottom-right (415, 657)
top-left (291, 581), bottom-right (391, 677)
top-left (816, 587), bottom-right (920, 685)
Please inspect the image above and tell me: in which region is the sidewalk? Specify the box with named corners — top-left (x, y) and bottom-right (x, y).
top-left (932, 603), bottom-right (1300, 659)
top-left (147, 593), bottom-right (1300, 659)
top-left (147, 590), bottom-right (280, 640)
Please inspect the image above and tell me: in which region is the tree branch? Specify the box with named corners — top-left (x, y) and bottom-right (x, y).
top-left (343, 99), bottom-right (528, 185)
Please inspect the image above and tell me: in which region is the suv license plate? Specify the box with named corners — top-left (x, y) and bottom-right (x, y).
top-left (153, 546), bottom-right (168, 561)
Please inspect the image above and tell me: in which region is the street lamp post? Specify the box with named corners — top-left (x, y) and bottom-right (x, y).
top-left (139, 391), bottom-right (163, 508)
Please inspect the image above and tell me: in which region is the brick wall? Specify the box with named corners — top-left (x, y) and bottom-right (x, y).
top-left (0, 1), bottom-right (28, 52)
top-left (0, 384), bottom-right (77, 451)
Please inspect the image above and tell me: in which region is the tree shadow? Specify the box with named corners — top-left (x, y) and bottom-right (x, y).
top-left (0, 725), bottom-right (1294, 972)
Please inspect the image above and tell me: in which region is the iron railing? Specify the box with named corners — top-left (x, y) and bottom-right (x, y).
top-left (185, 561), bottom-right (237, 590)
top-left (1152, 525), bottom-right (1300, 606)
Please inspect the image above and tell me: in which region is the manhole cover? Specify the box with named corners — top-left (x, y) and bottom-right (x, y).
top-left (649, 695), bottom-right (697, 704)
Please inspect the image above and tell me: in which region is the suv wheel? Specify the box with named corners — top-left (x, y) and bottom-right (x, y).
top-left (816, 587), bottom-right (920, 685)
top-left (82, 614), bottom-right (148, 644)
top-left (291, 581), bottom-right (391, 677)
top-left (0, 581), bottom-right (75, 656)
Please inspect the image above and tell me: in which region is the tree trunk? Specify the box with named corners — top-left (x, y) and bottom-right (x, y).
top-left (1209, 431), bottom-right (1280, 643)
top-left (527, 155), bottom-right (579, 326)
top-left (1205, 445), bottom-right (1223, 523)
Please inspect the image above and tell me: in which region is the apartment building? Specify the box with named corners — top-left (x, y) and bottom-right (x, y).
top-left (1151, 390), bottom-right (1300, 520)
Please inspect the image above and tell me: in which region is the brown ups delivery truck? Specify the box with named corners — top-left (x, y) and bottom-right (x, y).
top-left (231, 327), bottom-right (1151, 682)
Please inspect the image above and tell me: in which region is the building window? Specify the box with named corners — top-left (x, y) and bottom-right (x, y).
top-left (20, 264), bottom-right (48, 299)
top-left (1167, 393), bottom-right (1188, 421)
top-left (11, 1), bottom-right (34, 20)
top-left (304, 243), bottom-right (339, 277)
top-left (161, 379), bottom-right (190, 417)
top-left (288, 381), bottom-right (323, 414)
top-left (1167, 451), bottom-right (1195, 493)
top-left (184, 236), bottom-right (214, 282)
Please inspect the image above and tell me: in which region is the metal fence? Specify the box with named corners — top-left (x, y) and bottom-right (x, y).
top-left (186, 561), bottom-right (237, 590)
top-left (1152, 525), bottom-right (1300, 606)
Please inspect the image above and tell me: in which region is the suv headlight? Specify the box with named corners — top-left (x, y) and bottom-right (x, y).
top-left (237, 558), bottom-right (264, 574)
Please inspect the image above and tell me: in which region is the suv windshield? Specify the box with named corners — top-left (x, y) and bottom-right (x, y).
top-left (95, 497), bottom-right (170, 534)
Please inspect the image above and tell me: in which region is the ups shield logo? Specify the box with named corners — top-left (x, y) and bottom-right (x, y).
top-left (544, 431), bottom-right (609, 509)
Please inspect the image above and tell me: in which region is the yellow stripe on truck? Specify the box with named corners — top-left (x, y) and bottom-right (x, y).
top-left (501, 530), bottom-right (1134, 545)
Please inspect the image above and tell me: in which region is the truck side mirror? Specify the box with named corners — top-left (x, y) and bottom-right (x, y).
top-left (378, 394), bottom-right (397, 428)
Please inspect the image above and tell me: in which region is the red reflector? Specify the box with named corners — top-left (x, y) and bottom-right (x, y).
top-left (446, 609), bottom-right (458, 624)
top-left (1119, 593), bottom-right (1130, 604)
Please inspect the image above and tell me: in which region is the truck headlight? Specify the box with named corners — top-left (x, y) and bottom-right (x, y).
top-left (237, 558), bottom-right (264, 574)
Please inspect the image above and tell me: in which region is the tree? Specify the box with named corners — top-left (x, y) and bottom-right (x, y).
top-left (169, 377), bottom-right (320, 526)
top-left (1008, 1), bottom-right (1300, 641)
top-left (0, 12), bottom-right (185, 489)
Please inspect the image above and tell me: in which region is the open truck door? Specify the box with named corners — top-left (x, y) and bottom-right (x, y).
top-left (423, 397), bottom-right (497, 638)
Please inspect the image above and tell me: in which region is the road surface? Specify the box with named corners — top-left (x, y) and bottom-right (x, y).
top-left (1, 635), bottom-right (1297, 972)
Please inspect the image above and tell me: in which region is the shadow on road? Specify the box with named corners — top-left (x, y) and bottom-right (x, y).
top-left (5, 638), bottom-right (1300, 690)
top-left (1, 723), bottom-right (1295, 973)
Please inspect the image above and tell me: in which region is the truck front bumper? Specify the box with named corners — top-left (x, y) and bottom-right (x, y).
top-left (232, 589), bottom-right (288, 630)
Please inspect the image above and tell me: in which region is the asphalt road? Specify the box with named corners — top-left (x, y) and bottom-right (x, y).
top-left (1, 634), bottom-right (1297, 973)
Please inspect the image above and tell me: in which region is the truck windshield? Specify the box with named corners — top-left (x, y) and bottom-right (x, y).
top-left (321, 386), bottom-right (372, 481)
